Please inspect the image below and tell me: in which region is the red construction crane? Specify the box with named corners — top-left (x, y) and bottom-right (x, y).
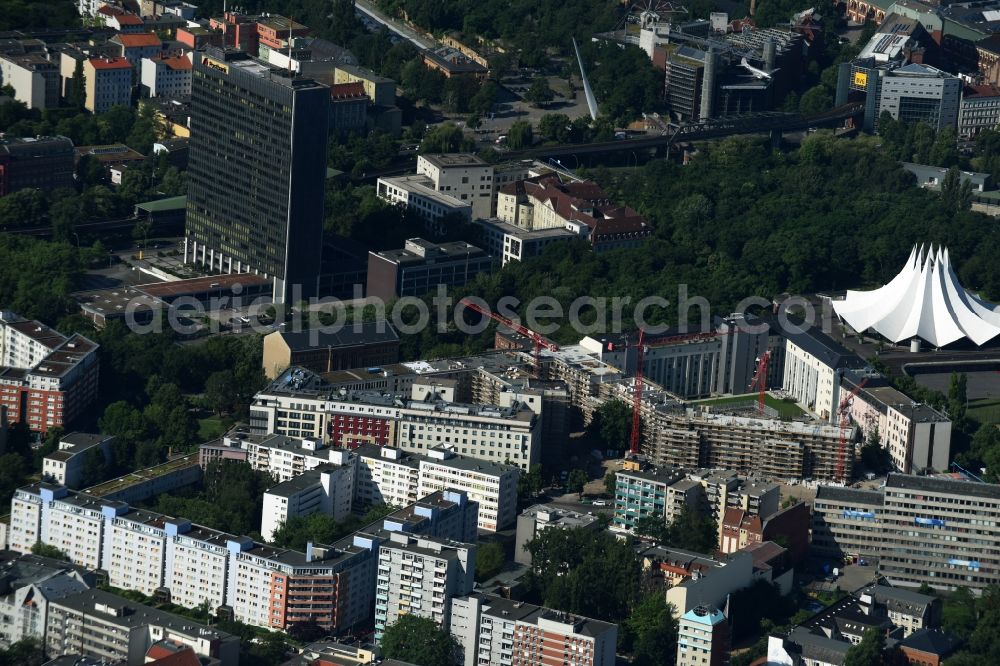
top-left (836, 378), bottom-right (868, 483)
top-left (748, 351), bottom-right (772, 415)
top-left (629, 328), bottom-right (646, 455)
top-left (458, 298), bottom-right (559, 375)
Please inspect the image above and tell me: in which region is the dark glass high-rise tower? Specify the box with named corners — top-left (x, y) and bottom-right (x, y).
top-left (185, 47), bottom-right (329, 303)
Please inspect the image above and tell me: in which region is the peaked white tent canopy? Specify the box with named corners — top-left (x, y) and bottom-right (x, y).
top-left (833, 244), bottom-right (1000, 347)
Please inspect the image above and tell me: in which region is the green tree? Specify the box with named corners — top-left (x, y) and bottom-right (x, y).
top-left (0, 189), bottom-right (48, 229)
top-left (526, 527), bottom-right (640, 622)
top-left (623, 593), bottom-right (678, 666)
top-left (799, 84), bottom-right (833, 116)
top-left (844, 628), bottom-right (886, 666)
top-left (69, 59), bottom-right (86, 109)
top-left (204, 370), bottom-right (237, 415)
top-left (30, 541), bottom-right (70, 561)
top-left (566, 468), bottom-right (588, 495)
top-left (518, 463), bottom-right (544, 499)
top-left (604, 471), bottom-right (617, 495)
top-left (666, 506), bottom-right (718, 554)
top-left (943, 586), bottom-right (978, 638)
top-left (0, 452), bottom-right (28, 505)
top-left (0, 637), bottom-right (44, 666)
top-left (419, 123), bottom-right (475, 154)
top-left (633, 514), bottom-right (668, 543)
top-left (469, 81), bottom-right (498, 117)
top-left (380, 615), bottom-right (459, 666)
top-left (588, 399), bottom-right (632, 453)
top-left (506, 120), bottom-right (533, 149)
top-left (525, 76), bottom-right (555, 106)
top-left (539, 113), bottom-right (572, 143)
top-left (941, 166), bottom-right (973, 212)
top-left (476, 542), bottom-right (506, 582)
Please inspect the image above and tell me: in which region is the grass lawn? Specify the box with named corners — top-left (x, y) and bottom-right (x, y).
top-left (198, 415), bottom-right (226, 440)
top-left (967, 398), bottom-right (1000, 426)
top-left (692, 393), bottom-right (807, 419)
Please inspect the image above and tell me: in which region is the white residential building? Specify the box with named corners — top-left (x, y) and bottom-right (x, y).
top-left (450, 593), bottom-right (618, 666)
top-left (376, 175), bottom-right (473, 236)
top-left (418, 450), bottom-right (518, 531)
top-left (9, 481), bottom-right (479, 632)
top-left (677, 606), bottom-right (729, 666)
top-left (261, 464), bottom-right (355, 541)
top-left (845, 376), bottom-right (952, 474)
top-left (355, 444), bottom-right (520, 531)
top-left (374, 532), bottom-right (475, 642)
top-left (241, 434), bottom-right (354, 482)
top-left (140, 54), bottom-right (192, 98)
top-left (0, 552), bottom-right (91, 649)
top-left (102, 508), bottom-right (169, 596)
top-left (0, 53), bottom-right (60, 110)
top-left (355, 445), bottom-right (421, 509)
top-left (84, 57), bottom-right (132, 113)
top-left (45, 588), bottom-right (239, 666)
top-left (781, 327), bottom-right (866, 422)
top-left (416, 153), bottom-right (494, 220)
top-left (41, 432), bottom-right (113, 489)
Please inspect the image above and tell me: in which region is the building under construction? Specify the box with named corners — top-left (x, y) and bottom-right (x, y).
top-left (644, 406), bottom-right (852, 480)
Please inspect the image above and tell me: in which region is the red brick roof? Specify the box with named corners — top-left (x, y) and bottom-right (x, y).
top-left (115, 33), bottom-right (162, 48)
top-left (502, 172), bottom-right (650, 238)
top-left (156, 55), bottom-right (192, 70)
top-left (330, 81), bottom-right (367, 100)
top-left (88, 57), bottom-right (132, 70)
top-left (115, 13), bottom-right (143, 25)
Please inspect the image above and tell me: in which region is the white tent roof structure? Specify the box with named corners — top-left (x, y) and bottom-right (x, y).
top-left (833, 244), bottom-right (1000, 347)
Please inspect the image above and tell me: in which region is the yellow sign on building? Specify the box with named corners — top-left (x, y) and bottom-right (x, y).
top-left (853, 71), bottom-right (868, 88)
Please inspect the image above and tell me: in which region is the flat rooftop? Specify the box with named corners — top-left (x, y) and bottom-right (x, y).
top-left (379, 174), bottom-right (471, 209)
top-left (136, 273), bottom-right (269, 298)
top-left (419, 153), bottom-right (488, 168)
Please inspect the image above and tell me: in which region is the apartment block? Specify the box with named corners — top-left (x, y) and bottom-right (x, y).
top-left (45, 588), bottom-right (239, 666)
top-left (450, 593), bottom-right (617, 666)
top-left (186, 47), bottom-right (329, 304)
top-left (612, 466), bottom-right (687, 533)
top-left (238, 433), bottom-right (355, 482)
top-left (261, 463), bottom-right (355, 541)
top-left (84, 57), bottom-right (133, 113)
top-left (781, 326), bottom-right (867, 422)
top-left (374, 532), bottom-right (475, 642)
top-left (0, 53), bottom-right (60, 109)
top-left (514, 505), bottom-right (601, 566)
top-left (0, 314), bottom-right (99, 435)
top-left (417, 449), bottom-right (518, 531)
top-left (879, 473), bottom-right (1000, 591)
top-left (377, 174), bottom-right (473, 235)
top-left (639, 546), bottom-right (755, 617)
top-left (11, 481), bottom-right (480, 633)
top-left (110, 33), bottom-right (163, 68)
top-left (0, 552), bottom-right (93, 649)
top-left (613, 465), bottom-right (779, 536)
top-left (844, 372), bottom-right (952, 474)
top-left (0, 136), bottom-right (75, 196)
top-left (416, 154), bottom-right (494, 220)
top-left (677, 605), bottom-right (730, 666)
top-left (140, 54), bottom-right (192, 98)
top-left (41, 433), bottom-right (114, 489)
top-left (810, 485), bottom-right (884, 563)
top-left (355, 445), bottom-right (421, 508)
